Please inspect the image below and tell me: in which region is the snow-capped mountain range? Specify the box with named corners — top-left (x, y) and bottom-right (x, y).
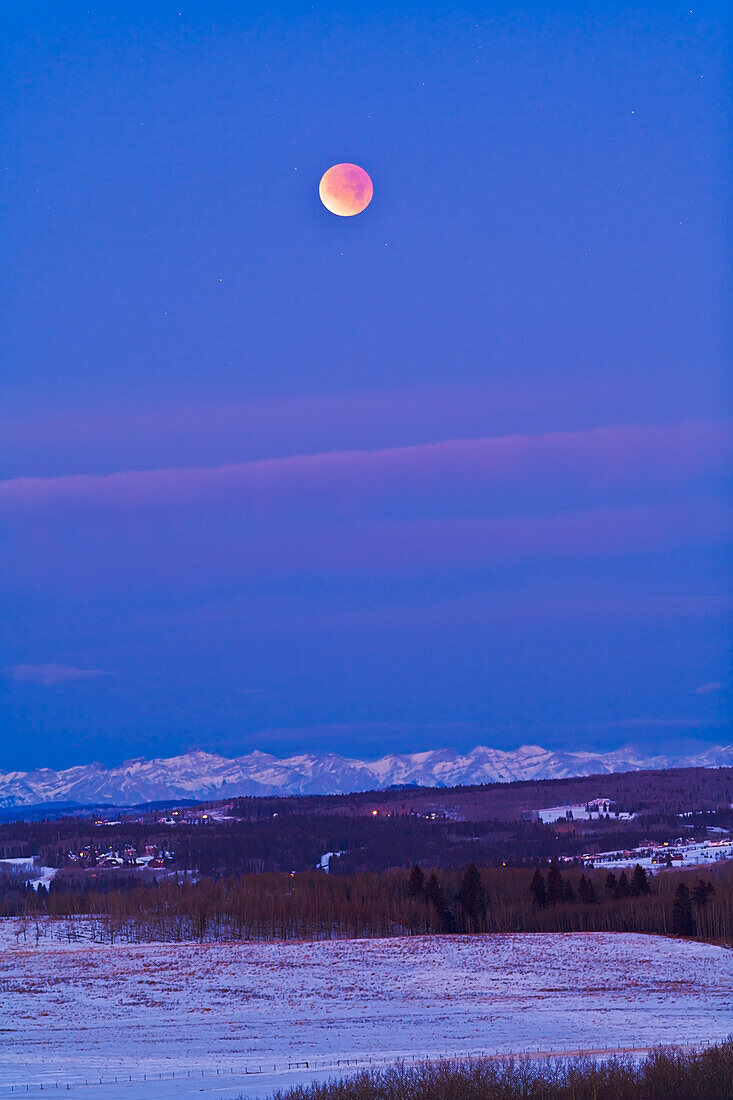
top-left (1, 743), bottom-right (731, 808)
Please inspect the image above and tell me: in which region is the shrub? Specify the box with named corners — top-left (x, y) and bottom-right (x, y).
top-left (270, 1041), bottom-right (733, 1100)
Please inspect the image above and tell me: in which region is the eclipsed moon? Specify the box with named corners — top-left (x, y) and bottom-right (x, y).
top-left (319, 163), bottom-right (373, 216)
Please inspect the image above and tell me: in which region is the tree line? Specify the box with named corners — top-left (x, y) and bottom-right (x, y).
top-left (3, 861), bottom-right (731, 946)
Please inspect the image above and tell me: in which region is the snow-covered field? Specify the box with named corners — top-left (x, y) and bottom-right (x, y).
top-left (0, 923), bottom-right (731, 1099)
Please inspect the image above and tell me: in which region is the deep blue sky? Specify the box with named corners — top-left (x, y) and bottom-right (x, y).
top-left (1, 2), bottom-right (730, 770)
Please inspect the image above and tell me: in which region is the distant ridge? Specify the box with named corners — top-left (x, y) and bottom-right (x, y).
top-left (1, 743), bottom-right (731, 807)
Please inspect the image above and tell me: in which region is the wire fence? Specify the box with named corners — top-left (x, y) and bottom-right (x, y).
top-left (0, 1041), bottom-right (717, 1096)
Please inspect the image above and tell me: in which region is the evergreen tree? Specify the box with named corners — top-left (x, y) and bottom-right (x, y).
top-left (630, 864), bottom-right (650, 896)
top-left (407, 864), bottom-right (425, 897)
top-left (578, 874), bottom-right (596, 904)
top-left (425, 871), bottom-right (455, 934)
top-left (614, 871), bottom-right (631, 899)
top-left (546, 862), bottom-right (564, 906)
top-left (457, 863), bottom-right (486, 928)
top-left (692, 879), bottom-right (715, 907)
top-left (605, 872), bottom-right (617, 896)
top-left (529, 869), bottom-right (547, 909)
top-left (563, 881), bottom-right (576, 904)
top-left (671, 883), bottom-right (696, 937)
top-left (425, 871), bottom-right (444, 911)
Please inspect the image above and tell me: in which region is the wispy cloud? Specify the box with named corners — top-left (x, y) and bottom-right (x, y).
top-left (1, 422), bottom-right (729, 592)
top-left (1, 380), bottom-right (705, 477)
top-left (244, 721), bottom-right (488, 752)
top-left (3, 664), bottom-right (111, 686)
top-left (695, 681), bottom-right (724, 695)
top-left (592, 716), bottom-right (729, 731)
top-left (0, 421), bottom-right (728, 513)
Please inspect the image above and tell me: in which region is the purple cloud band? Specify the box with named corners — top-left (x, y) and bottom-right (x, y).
top-left (0, 420), bottom-right (728, 513)
top-left (3, 664), bottom-right (110, 686)
top-left (2, 422), bottom-right (729, 590)
top-left (2, 498), bottom-right (727, 594)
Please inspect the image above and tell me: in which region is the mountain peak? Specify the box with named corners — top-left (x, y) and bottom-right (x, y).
top-left (0, 742), bottom-right (730, 808)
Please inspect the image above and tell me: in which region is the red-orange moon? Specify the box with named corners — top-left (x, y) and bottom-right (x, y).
top-left (319, 163), bottom-right (373, 216)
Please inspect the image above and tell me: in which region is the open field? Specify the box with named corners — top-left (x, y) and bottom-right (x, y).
top-left (0, 923), bottom-right (731, 1098)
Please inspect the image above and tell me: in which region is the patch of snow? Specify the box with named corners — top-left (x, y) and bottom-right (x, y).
top-left (538, 803), bottom-right (634, 824)
top-left (0, 857), bottom-right (57, 891)
top-left (317, 850), bottom-right (346, 872)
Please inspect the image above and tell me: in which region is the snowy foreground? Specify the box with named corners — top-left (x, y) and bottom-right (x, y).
top-left (1, 924), bottom-right (731, 1100)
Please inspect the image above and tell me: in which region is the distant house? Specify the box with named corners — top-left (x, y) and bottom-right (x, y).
top-left (97, 854), bottom-right (124, 867)
top-left (424, 804), bottom-right (463, 822)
